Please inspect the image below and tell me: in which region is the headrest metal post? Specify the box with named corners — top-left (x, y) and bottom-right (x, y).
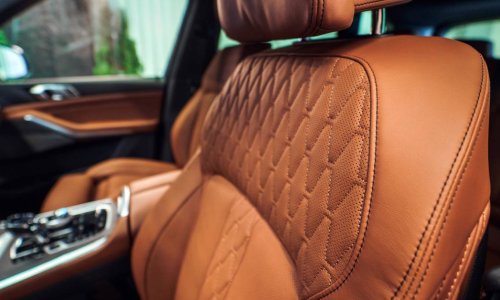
top-left (371, 8), bottom-right (386, 36)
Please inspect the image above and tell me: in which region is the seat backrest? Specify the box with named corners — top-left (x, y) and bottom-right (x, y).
top-left (132, 1), bottom-right (490, 299)
top-left (170, 44), bottom-right (269, 167)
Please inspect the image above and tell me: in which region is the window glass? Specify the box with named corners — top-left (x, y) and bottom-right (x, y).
top-left (218, 31), bottom-right (298, 50)
top-left (309, 32), bottom-right (338, 41)
top-left (218, 11), bottom-right (373, 50)
top-left (445, 19), bottom-right (500, 58)
top-left (358, 11), bottom-right (372, 35)
top-left (218, 31), bottom-right (240, 49)
top-left (0, 0), bottom-right (188, 81)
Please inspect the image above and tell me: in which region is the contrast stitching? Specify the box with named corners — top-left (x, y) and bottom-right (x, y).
top-left (411, 66), bottom-right (487, 299)
top-left (317, 55), bottom-right (378, 299)
top-left (446, 235), bottom-right (472, 300)
top-left (433, 273), bottom-right (448, 300)
top-left (445, 211), bottom-right (487, 300)
top-left (301, 58), bottom-right (338, 293)
top-left (198, 195), bottom-right (257, 299)
top-left (205, 52), bottom-right (376, 299)
top-left (391, 55), bottom-right (485, 300)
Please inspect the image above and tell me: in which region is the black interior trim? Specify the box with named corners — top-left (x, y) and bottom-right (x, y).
top-left (157, 0), bottom-right (219, 162)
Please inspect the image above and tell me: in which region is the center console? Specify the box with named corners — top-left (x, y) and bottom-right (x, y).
top-left (0, 169), bottom-right (179, 298)
top-left (0, 192), bottom-right (129, 291)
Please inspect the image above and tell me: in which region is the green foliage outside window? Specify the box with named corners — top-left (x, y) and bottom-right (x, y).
top-left (0, 30), bottom-right (10, 45)
top-left (93, 11), bottom-right (142, 76)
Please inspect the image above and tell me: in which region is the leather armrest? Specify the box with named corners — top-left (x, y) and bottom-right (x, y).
top-left (128, 170), bottom-right (182, 238)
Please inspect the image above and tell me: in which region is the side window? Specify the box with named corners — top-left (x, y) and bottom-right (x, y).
top-left (445, 19), bottom-right (500, 58)
top-left (218, 31), bottom-right (298, 50)
top-left (0, 0), bottom-right (188, 82)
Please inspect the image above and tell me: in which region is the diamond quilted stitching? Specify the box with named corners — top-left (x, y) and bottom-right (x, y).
top-left (202, 55), bottom-right (371, 299)
top-left (198, 197), bottom-right (259, 300)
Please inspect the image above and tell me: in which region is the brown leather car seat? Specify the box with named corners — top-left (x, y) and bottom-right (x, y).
top-left (131, 0), bottom-right (491, 299)
top-left (40, 44), bottom-right (269, 212)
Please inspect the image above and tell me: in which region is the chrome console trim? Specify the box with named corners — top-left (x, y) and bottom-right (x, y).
top-left (117, 186), bottom-right (131, 218)
top-left (0, 238), bottom-right (107, 290)
top-left (23, 114), bottom-right (132, 139)
top-left (24, 114), bottom-right (73, 137)
top-left (0, 199), bottom-right (118, 290)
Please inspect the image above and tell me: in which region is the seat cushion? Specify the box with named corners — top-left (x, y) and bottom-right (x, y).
top-left (41, 158), bottom-right (178, 212)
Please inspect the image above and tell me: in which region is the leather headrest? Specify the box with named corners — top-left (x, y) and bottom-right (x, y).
top-left (458, 39), bottom-right (494, 58)
top-left (218, 0), bottom-right (411, 42)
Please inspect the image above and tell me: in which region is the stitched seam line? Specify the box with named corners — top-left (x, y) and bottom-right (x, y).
top-left (197, 194), bottom-right (253, 299)
top-left (299, 57), bottom-right (315, 297)
top-left (314, 0), bottom-right (326, 36)
top-left (301, 58), bottom-right (339, 294)
top-left (205, 53), bottom-right (374, 299)
top-left (433, 273), bottom-right (448, 300)
top-left (391, 55), bottom-right (486, 300)
top-left (411, 80), bottom-right (488, 299)
top-left (445, 211), bottom-right (486, 300)
top-left (413, 110), bottom-right (487, 298)
top-left (204, 52), bottom-right (378, 298)
top-left (143, 183), bottom-right (202, 300)
top-left (303, 0), bottom-right (316, 37)
top-left (446, 234), bottom-right (472, 300)
top-left (316, 55), bottom-right (377, 299)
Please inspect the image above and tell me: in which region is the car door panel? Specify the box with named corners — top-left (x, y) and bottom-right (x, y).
top-left (0, 88), bottom-right (163, 218)
top-left (0, 0), bottom-right (188, 217)
top-left (3, 90), bottom-right (162, 141)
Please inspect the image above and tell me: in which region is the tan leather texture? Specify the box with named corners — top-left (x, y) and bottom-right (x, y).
top-left (128, 170), bottom-right (182, 238)
top-left (217, 0), bottom-right (410, 42)
top-left (170, 44), bottom-right (270, 167)
top-left (42, 174), bottom-right (94, 212)
top-left (202, 54), bottom-right (372, 299)
top-left (41, 158), bottom-right (177, 212)
top-left (176, 176), bottom-right (300, 300)
top-left (132, 35), bottom-right (490, 300)
top-left (4, 91), bottom-right (162, 139)
top-left (132, 154), bottom-right (204, 300)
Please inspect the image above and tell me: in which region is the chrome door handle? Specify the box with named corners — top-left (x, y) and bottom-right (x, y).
top-left (30, 84), bottom-right (80, 101)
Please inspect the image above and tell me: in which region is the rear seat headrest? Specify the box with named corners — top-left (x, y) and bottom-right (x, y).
top-left (217, 0), bottom-right (411, 43)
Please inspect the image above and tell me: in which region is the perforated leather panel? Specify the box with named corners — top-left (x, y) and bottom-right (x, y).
top-left (202, 55), bottom-right (373, 298)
